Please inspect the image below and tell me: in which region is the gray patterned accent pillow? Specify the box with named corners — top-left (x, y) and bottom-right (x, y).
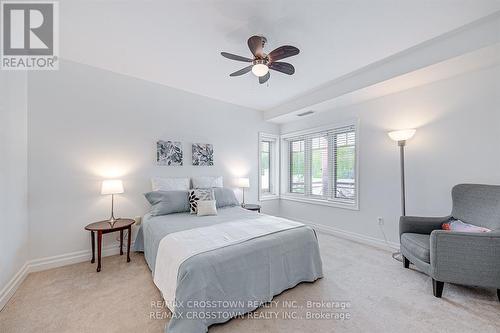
top-left (188, 188), bottom-right (214, 214)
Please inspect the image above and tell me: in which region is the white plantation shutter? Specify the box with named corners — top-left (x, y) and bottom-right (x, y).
top-left (289, 139), bottom-right (305, 194)
top-left (309, 134), bottom-right (328, 197)
top-left (284, 124), bottom-right (357, 205)
top-left (331, 125), bottom-right (356, 202)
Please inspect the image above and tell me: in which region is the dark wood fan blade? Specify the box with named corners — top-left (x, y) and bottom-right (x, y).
top-left (248, 36), bottom-right (265, 58)
top-left (221, 52), bottom-right (253, 62)
top-left (259, 72), bottom-right (270, 84)
top-left (268, 45), bottom-right (299, 62)
top-left (230, 65), bottom-right (252, 77)
top-left (269, 62), bottom-right (295, 75)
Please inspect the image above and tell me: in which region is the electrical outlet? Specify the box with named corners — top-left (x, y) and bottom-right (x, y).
top-left (134, 216), bottom-right (142, 225)
top-left (377, 217), bottom-right (384, 226)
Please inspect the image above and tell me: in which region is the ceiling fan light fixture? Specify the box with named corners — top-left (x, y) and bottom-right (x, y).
top-left (252, 63), bottom-right (269, 77)
top-left (221, 35), bottom-right (299, 83)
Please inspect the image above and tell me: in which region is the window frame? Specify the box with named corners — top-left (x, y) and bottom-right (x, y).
top-left (280, 120), bottom-right (360, 210)
top-left (258, 132), bottom-right (280, 201)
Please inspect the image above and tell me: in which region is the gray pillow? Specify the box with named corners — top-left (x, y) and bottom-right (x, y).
top-left (214, 188), bottom-right (239, 208)
top-left (144, 191), bottom-right (190, 216)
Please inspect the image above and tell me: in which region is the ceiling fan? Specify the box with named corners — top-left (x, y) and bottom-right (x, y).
top-left (221, 35), bottom-right (300, 84)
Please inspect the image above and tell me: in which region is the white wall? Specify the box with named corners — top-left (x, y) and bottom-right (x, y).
top-left (0, 72), bottom-right (29, 293)
top-left (8, 60), bottom-right (500, 270)
top-left (27, 60), bottom-right (279, 260)
top-left (279, 65), bottom-right (500, 243)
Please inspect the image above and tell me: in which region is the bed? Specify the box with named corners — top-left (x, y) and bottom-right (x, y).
top-left (134, 206), bottom-right (323, 333)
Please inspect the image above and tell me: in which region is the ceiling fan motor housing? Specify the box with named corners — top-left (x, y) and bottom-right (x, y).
top-left (253, 58), bottom-right (269, 66)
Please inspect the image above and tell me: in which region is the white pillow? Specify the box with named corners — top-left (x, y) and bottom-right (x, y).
top-left (151, 177), bottom-right (190, 191)
top-left (197, 200), bottom-right (217, 216)
top-left (192, 176), bottom-right (223, 189)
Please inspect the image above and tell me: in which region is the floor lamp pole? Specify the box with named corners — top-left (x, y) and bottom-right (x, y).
top-left (399, 140), bottom-right (406, 217)
top-left (387, 129), bottom-right (415, 262)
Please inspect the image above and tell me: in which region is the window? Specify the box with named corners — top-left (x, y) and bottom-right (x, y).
top-left (289, 140), bottom-right (305, 193)
top-left (282, 123), bottom-right (358, 209)
top-left (260, 141), bottom-right (271, 193)
top-left (333, 131), bottom-right (356, 201)
top-left (259, 133), bottom-right (279, 200)
top-left (311, 136), bottom-right (328, 196)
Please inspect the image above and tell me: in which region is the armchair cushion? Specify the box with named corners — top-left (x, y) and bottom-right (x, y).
top-left (401, 233), bottom-right (430, 263)
top-left (399, 215), bottom-right (450, 237)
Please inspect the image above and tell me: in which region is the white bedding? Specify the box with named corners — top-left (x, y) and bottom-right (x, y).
top-left (153, 215), bottom-right (304, 311)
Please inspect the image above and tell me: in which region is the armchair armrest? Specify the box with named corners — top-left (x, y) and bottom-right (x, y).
top-left (430, 230), bottom-right (500, 288)
top-left (399, 215), bottom-right (450, 237)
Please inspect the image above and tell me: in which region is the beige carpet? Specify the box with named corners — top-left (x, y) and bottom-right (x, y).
top-left (1, 233), bottom-right (499, 333)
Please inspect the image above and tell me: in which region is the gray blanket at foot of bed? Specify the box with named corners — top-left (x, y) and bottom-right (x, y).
top-left (134, 207), bottom-right (323, 333)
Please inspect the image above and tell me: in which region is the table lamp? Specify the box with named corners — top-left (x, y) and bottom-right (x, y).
top-left (236, 177), bottom-right (250, 206)
top-left (387, 129), bottom-right (416, 216)
top-left (101, 179), bottom-right (124, 225)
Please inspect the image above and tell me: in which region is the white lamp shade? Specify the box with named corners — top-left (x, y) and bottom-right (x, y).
top-left (101, 179), bottom-right (124, 195)
top-left (236, 177), bottom-right (250, 188)
top-left (388, 129), bottom-right (416, 142)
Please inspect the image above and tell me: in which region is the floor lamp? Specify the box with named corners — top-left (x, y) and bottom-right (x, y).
top-left (388, 129), bottom-right (416, 216)
top-left (387, 129), bottom-right (416, 262)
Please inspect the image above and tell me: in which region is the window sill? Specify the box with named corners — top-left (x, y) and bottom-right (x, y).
top-left (280, 195), bottom-right (359, 211)
top-left (259, 194), bottom-right (280, 201)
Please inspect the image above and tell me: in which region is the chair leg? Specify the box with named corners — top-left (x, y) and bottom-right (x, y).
top-left (402, 255), bottom-right (410, 269)
top-left (497, 289), bottom-right (499, 302)
top-left (432, 279), bottom-right (444, 298)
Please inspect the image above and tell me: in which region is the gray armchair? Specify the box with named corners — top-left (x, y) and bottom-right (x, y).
top-left (399, 184), bottom-right (500, 300)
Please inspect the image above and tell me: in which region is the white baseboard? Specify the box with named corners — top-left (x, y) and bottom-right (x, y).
top-left (280, 215), bottom-right (400, 252)
top-left (0, 242), bottom-right (133, 311)
top-left (0, 263), bottom-right (29, 311)
top-left (1, 218), bottom-right (397, 310)
top-left (28, 242), bottom-right (128, 273)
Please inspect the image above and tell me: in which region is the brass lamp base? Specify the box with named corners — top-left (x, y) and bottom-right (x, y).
top-left (107, 194), bottom-right (120, 227)
top-left (107, 217), bottom-right (120, 228)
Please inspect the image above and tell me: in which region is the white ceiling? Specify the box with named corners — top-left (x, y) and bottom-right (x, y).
top-left (60, 0), bottom-right (500, 111)
top-left (270, 43), bottom-right (500, 123)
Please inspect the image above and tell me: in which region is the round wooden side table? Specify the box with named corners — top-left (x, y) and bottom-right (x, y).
top-left (241, 204), bottom-right (261, 213)
top-left (84, 218), bottom-right (135, 272)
